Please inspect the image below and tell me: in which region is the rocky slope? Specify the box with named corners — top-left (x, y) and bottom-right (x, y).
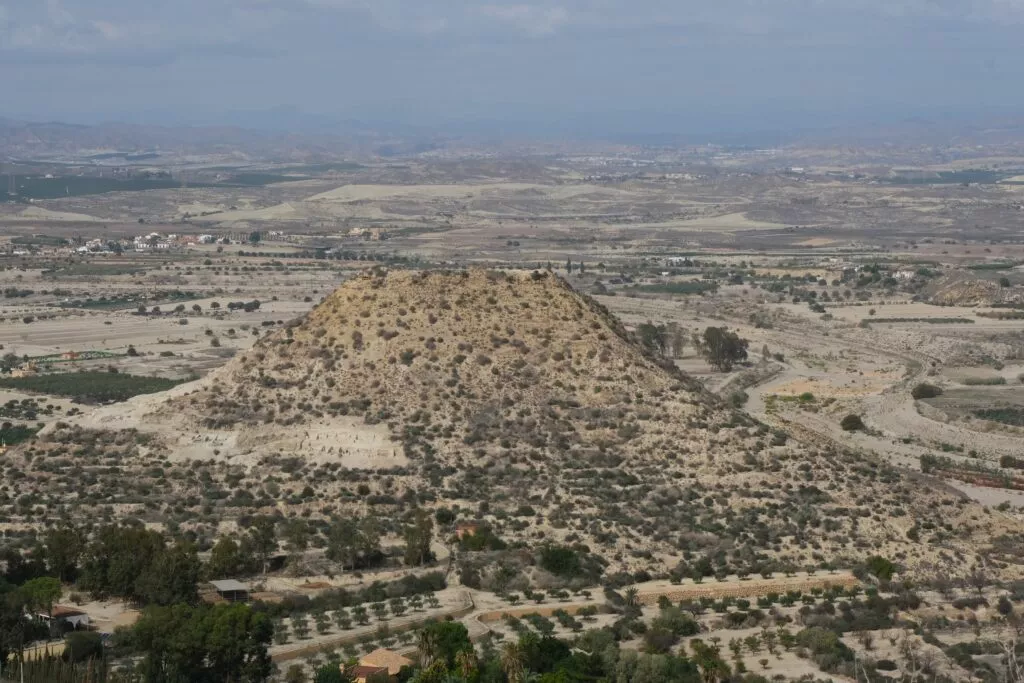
top-left (157, 268), bottom-right (1023, 579)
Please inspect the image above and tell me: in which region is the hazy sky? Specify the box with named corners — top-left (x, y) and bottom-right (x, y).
top-left (2, 0), bottom-right (1023, 134)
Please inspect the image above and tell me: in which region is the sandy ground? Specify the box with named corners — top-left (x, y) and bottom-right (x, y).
top-left (62, 370), bottom-right (408, 466)
top-left (636, 212), bottom-right (791, 232)
top-left (11, 206), bottom-right (103, 222)
top-left (600, 290), bottom-right (1024, 508)
top-left (307, 183), bottom-right (544, 203)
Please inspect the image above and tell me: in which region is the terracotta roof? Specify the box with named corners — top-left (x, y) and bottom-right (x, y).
top-left (50, 606), bottom-right (87, 618)
top-left (350, 664), bottom-right (388, 681)
top-left (359, 648), bottom-right (413, 675)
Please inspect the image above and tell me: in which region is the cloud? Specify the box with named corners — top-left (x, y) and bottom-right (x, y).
top-left (3, 0), bottom-right (1024, 130)
top-left (478, 4), bottom-right (569, 36)
top-left (5, 0), bottom-right (1024, 58)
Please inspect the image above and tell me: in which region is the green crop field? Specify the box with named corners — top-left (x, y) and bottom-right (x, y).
top-left (0, 372), bottom-right (182, 404)
top-left (882, 170), bottom-right (1012, 185)
top-left (630, 281), bottom-right (719, 295)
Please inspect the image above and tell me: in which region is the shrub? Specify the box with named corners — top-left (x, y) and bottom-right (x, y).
top-left (840, 414), bottom-right (865, 432)
top-left (911, 383), bottom-right (942, 400)
top-left (539, 545), bottom-right (581, 577)
top-left (862, 555), bottom-right (896, 581)
top-left (951, 596), bottom-right (988, 610)
top-left (1001, 455), bottom-right (1024, 470)
top-left (727, 391), bottom-right (749, 408)
top-left (64, 631), bottom-right (104, 663)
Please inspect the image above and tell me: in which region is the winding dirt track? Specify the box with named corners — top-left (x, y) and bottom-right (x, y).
top-left (601, 294), bottom-right (1024, 505)
top-left (742, 318), bottom-right (1024, 506)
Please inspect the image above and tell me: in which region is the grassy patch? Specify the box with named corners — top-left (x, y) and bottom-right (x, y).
top-left (977, 310), bottom-right (1024, 320)
top-left (867, 317), bottom-right (974, 324)
top-left (11, 235), bottom-right (69, 247)
top-left (629, 281), bottom-right (719, 295)
top-left (881, 170), bottom-right (1012, 185)
top-left (974, 407), bottom-right (1024, 426)
top-left (966, 262), bottom-right (1020, 271)
top-left (0, 372), bottom-right (181, 404)
top-left (960, 376), bottom-right (1007, 386)
top-left (42, 264), bottom-right (146, 278)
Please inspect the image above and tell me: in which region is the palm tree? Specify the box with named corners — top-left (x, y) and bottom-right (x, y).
top-left (455, 650), bottom-right (478, 679)
top-left (418, 628), bottom-right (439, 668)
top-left (623, 586), bottom-right (641, 619)
top-left (501, 642), bottom-right (526, 683)
top-left (691, 639), bottom-right (731, 683)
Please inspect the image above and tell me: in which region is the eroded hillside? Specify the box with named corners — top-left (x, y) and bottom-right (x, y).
top-left (158, 269), bottom-right (1023, 578)
top-left (5, 269), bottom-right (1022, 581)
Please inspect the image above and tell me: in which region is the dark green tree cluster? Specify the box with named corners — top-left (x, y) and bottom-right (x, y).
top-left (910, 383), bottom-right (943, 400)
top-left (326, 516), bottom-right (383, 570)
top-left (204, 537), bottom-right (262, 580)
top-left (78, 525), bottom-right (200, 606)
top-left (695, 327), bottom-right (749, 372)
top-left (635, 322), bottom-right (686, 358)
top-left (840, 414), bottom-right (865, 432)
top-left (457, 526), bottom-right (506, 552)
top-left (403, 510), bottom-right (435, 567)
top-left (407, 618), bottom-right (730, 683)
top-left (128, 603), bottom-right (273, 683)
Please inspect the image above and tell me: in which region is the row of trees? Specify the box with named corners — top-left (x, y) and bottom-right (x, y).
top-left (638, 323), bottom-right (750, 372)
top-left (5, 508), bottom-right (439, 598)
top-left (401, 619), bottom-right (732, 683)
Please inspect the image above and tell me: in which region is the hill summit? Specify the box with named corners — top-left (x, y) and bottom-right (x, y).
top-left (183, 268), bottom-right (712, 460)
top-left (162, 268), bottom-right (1020, 578)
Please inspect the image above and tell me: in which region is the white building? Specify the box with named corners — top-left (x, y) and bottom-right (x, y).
top-left (36, 606), bottom-right (90, 630)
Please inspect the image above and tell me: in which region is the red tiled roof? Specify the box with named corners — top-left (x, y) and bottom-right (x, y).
top-left (350, 664), bottom-right (388, 680)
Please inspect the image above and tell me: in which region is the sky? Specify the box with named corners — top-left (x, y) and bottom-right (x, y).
top-left (1, 0), bottom-right (1023, 136)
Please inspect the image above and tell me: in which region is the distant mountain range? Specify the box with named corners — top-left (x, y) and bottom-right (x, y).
top-left (3, 111), bottom-right (1024, 164)
top-left (0, 115), bottom-right (446, 162)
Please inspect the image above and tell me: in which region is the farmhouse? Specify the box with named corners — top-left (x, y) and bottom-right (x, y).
top-left (36, 606), bottom-right (90, 630)
top-left (208, 579), bottom-right (249, 603)
top-left (357, 648), bottom-right (413, 678)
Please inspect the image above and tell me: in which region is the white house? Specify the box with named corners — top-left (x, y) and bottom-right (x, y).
top-left (36, 606), bottom-right (90, 630)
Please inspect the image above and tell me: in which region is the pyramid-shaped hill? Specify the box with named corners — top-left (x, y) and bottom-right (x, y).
top-left (161, 268), bottom-right (1023, 578)
top-left (175, 268), bottom-right (719, 461)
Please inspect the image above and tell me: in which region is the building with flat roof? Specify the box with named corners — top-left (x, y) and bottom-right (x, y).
top-left (209, 580), bottom-right (249, 603)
